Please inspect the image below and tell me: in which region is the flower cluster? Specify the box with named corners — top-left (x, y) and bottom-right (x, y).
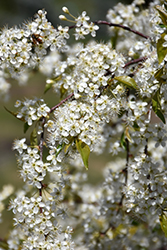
top-left (46, 100), bottom-right (105, 151)
top-left (74, 11), bottom-right (99, 40)
top-left (3, 0), bottom-right (167, 249)
top-left (106, 0), bottom-right (151, 50)
top-left (0, 9), bottom-right (70, 99)
top-left (9, 194), bottom-right (74, 249)
top-left (49, 41), bottom-right (126, 100)
top-left (60, 7), bottom-right (99, 40)
top-left (0, 7), bottom-right (100, 101)
top-left (126, 153), bottom-right (167, 217)
top-left (11, 137), bottom-right (75, 249)
top-left (14, 97), bottom-right (50, 126)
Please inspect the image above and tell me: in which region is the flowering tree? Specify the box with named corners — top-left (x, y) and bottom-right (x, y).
top-left (1, 0), bottom-right (167, 249)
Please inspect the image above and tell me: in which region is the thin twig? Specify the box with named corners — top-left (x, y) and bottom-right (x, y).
top-left (144, 104), bottom-right (152, 155)
top-left (49, 92), bottom-right (74, 113)
top-left (95, 20), bottom-right (150, 39)
top-left (124, 57), bottom-right (148, 68)
top-left (125, 88), bottom-right (130, 186)
top-left (38, 117), bottom-right (46, 204)
top-left (125, 138), bottom-right (129, 185)
top-left (39, 117), bottom-right (46, 161)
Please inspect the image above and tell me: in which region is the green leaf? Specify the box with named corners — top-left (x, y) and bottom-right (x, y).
top-left (60, 84), bottom-right (67, 99)
top-left (154, 66), bottom-right (166, 84)
top-left (120, 132), bottom-right (127, 150)
top-left (56, 143), bottom-right (65, 157)
top-left (24, 122), bottom-right (30, 133)
top-left (118, 108), bottom-right (126, 118)
top-left (160, 212), bottom-right (167, 237)
top-left (152, 90), bottom-right (166, 124)
top-left (159, 23), bottom-right (167, 28)
top-left (30, 127), bottom-right (38, 146)
top-left (133, 121), bottom-right (140, 130)
top-left (164, 2), bottom-right (167, 11)
top-left (157, 33), bottom-right (167, 64)
top-left (155, 109), bottom-right (166, 124)
top-left (125, 127), bottom-right (133, 143)
top-left (154, 67), bottom-right (164, 80)
top-left (76, 139), bottom-right (90, 170)
top-left (114, 76), bottom-right (137, 89)
top-left (5, 107), bottom-right (31, 133)
top-left (4, 106), bottom-right (25, 122)
top-left (155, 5), bottom-right (167, 26)
top-left (64, 143), bottom-right (71, 154)
top-left (44, 76), bottom-right (62, 94)
top-left (44, 81), bottom-right (54, 94)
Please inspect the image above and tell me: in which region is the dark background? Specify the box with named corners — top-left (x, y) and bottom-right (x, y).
top-left (0, 0), bottom-right (131, 27)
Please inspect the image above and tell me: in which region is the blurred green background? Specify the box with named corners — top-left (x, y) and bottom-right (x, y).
top-left (0, 0), bottom-right (131, 238)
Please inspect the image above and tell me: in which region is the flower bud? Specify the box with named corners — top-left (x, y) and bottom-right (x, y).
top-left (46, 79), bottom-right (54, 84)
top-left (62, 7), bottom-right (70, 14)
top-left (59, 15), bottom-right (67, 21)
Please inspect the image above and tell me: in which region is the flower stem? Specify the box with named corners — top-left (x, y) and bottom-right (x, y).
top-left (95, 20), bottom-right (150, 39)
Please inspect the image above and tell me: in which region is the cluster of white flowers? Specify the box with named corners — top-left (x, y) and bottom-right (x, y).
top-left (74, 11), bottom-right (99, 40)
top-left (0, 8), bottom-right (69, 70)
top-left (9, 193), bottom-right (74, 249)
top-left (3, 0), bottom-right (167, 249)
top-left (46, 100), bottom-right (105, 152)
top-left (106, 0), bottom-right (151, 50)
top-left (0, 9), bottom-right (70, 100)
top-left (13, 140), bottom-right (45, 187)
top-left (11, 137), bottom-right (75, 249)
top-left (45, 41), bottom-right (126, 100)
top-left (14, 97), bottom-right (50, 126)
top-left (126, 153), bottom-right (167, 214)
top-left (60, 7), bottom-right (99, 40)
